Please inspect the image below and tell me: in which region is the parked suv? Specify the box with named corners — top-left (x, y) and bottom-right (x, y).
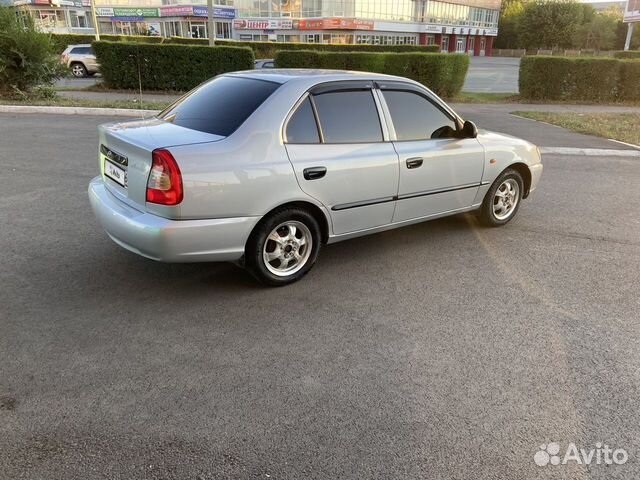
top-left (61, 44), bottom-right (99, 77)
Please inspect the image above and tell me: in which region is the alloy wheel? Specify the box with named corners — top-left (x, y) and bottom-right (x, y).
top-left (263, 221), bottom-right (313, 277)
top-left (493, 178), bottom-right (520, 220)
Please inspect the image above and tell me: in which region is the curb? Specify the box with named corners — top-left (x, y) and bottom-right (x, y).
top-left (0, 105), bottom-right (160, 117)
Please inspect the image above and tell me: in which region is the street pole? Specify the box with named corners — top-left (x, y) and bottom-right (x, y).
top-left (207, 0), bottom-right (215, 46)
top-left (90, 0), bottom-right (100, 41)
top-left (624, 22), bottom-right (635, 51)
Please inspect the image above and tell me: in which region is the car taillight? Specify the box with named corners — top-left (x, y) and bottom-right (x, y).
top-left (146, 148), bottom-right (183, 205)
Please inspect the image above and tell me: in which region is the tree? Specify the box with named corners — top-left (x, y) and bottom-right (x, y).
top-left (495, 0), bottom-right (525, 49)
top-left (518, 0), bottom-right (585, 50)
top-left (0, 6), bottom-right (65, 96)
top-left (573, 6), bottom-right (619, 50)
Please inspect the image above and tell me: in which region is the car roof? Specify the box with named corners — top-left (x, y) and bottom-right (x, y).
top-left (67, 44), bottom-right (92, 48)
top-left (226, 69), bottom-right (417, 87)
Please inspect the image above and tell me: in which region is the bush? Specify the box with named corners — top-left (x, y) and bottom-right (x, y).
top-left (50, 33), bottom-right (165, 53)
top-left (614, 50), bottom-right (640, 59)
top-left (0, 7), bottom-right (66, 95)
top-left (519, 55), bottom-right (640, 101)
top-left (274, 50), bottom-right (468, 98)
top-left (167, 37), bottom-right (440, 57)
top-left (93, 41), bottom-right (254, 91)
top-left (618, 60), bottom-right (640, 101)
top-left (519, 56), bottom-right (638, 102)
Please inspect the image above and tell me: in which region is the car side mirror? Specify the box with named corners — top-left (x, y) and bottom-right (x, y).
top-left (461, 120), bottom-right (478, 139)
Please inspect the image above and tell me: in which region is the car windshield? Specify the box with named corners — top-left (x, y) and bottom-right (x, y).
top-left (158, 76), bottom-right (280, 137)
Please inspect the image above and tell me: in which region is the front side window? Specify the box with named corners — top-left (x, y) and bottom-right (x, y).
top-left (382, 90), bottom-right (458, 141)
top-left (313, 90), bottom-right (383, 143)
top-left (159, 76), bottom-right (280, 136)
top-left (286, 97), bottom-right (320, 144)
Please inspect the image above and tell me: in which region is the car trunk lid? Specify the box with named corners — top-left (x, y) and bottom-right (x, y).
top-left (98, 117), bottom-right (224, 211)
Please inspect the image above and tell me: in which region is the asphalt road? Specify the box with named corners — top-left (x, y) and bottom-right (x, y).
top-left (462, 56), bottom-right (520, 94)
top-left (1, 112), bottom-right (640, 479)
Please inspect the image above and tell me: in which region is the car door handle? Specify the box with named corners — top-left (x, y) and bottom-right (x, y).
top-left (303, 166), bottom-right (327, 180)
top-left (406, 157), bottom-right (424, 169)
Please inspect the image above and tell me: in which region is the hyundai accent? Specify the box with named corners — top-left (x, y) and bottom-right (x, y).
top-left (89, 70), bottom-right (543, 285)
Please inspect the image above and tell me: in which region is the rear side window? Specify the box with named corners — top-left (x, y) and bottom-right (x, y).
top-left (382, 90), bottom-right (458, 141)
top-left (313, 90), bottom-right (383, 143)
top-left (286, 97), bottom-right (319, 144)
top-left (71, 47), bottom-right (92, 55)
top-left (159, 76), bottom-right (280, 136)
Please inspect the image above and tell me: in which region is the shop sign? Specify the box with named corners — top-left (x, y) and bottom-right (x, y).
top-left (232, 18), bottom-right (292, 29)
top-left (96, 7), bottom-right (114, 16)
top-left (298, 18), bottom-right (375, 30)
top-left (112, 7), bottom-right (159, 17)
top-left (111, 15), bottom-right (144, 22)
top-left (159, 5), bottom-right (193, 16)
top-left (192, 6), bottom-right (236, 19)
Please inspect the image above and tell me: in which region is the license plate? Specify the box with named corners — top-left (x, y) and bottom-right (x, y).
top-left (105, 160), bottom-right (127, 187)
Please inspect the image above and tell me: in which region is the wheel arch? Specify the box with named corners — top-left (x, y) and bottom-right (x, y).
top-left (249, 200), bottom-right (331, 246)
top-left (506, 162), bottom-right (532, 198)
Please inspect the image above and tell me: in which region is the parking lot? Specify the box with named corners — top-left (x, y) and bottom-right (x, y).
top-left (1, 111), bottom-right (640, 479)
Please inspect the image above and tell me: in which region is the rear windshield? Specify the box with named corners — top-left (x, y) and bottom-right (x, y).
top-left (158, 76), bottom-right (280, 137)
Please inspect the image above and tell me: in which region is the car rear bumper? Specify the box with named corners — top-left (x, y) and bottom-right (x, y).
top-left (88, 177), bottom-right (259, 263)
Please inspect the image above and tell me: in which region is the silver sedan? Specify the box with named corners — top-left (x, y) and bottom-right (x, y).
top-left (89, 70), bottom-right (543, 285)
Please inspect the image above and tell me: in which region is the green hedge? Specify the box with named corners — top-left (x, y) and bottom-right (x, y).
top-left (274, 50), bottom-right (469, 98)
top-left (519, 56), bottom-right (640, 102)
top-left (167, 37), bottom-right (440, 58)
top-left (52, 33), bottom-right (440, 57)
top-left (618, 60), bottom-right (640, 101)
top-left (92, 41), bottom-right (254, 91)
top-left (50, 33), bottom-right (164, 53)
top-left (613, 51), bottom-right (640, 59)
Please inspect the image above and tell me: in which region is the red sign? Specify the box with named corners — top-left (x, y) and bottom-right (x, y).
top-left (298, 18), bottom-right (375, 31)
top-left (159, 6), bottom-right (193, 17)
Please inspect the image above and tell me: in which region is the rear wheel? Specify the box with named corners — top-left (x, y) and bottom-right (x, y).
top-left (246, 208), bottom-right (321, 286)
top-left (479, 169), bottom-right (524, 227)
top-left (70, 63), bottom-right (87, 78)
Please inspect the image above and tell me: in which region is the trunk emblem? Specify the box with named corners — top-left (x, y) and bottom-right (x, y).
top-left (100, 144), bottom-right (128, 166)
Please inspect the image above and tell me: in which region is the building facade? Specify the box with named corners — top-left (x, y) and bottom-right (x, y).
top-left (233, 0), bottom-right (499, 54)
top-left (13, 0), bottom-right (501, 55)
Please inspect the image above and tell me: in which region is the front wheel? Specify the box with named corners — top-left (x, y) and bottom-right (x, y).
top-left (246, 208), bottom-right (321, 286)
top-left (479, 169), bottom-right (524, 227)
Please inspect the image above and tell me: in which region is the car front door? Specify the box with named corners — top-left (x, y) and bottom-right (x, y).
top-left (285, 82), bottom-right (399, 235)
top-left (377, 83), bottom-right (485, 223)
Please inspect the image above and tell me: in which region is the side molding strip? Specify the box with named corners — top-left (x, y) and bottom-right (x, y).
top-left (332, 183), bottom-right (482, 211)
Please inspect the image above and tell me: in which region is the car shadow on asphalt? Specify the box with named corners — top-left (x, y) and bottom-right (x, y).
top-left (74, 213), bottom-right (483, 297)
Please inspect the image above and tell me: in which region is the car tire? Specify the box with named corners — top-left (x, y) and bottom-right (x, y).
top-left (246, 208), bottom-right (321, 286)
top-left (70, 63), bottom-right (87, 78)
top-left (479, 168), bottom-right (524, 227)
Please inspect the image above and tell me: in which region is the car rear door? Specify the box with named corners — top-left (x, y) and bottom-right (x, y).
top-left (284, 82), bottom-right (399, 235)
top-left (377, 82), bottom-right (485, 223)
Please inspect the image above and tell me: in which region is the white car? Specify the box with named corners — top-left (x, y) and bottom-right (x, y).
top-left (89, 70), bottom-right (543, 285)
top-left (61, 44), bottom-right (99, 77)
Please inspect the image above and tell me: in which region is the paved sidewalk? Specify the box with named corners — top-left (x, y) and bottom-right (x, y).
top-left (58, 89), bottom-right (640, 114)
